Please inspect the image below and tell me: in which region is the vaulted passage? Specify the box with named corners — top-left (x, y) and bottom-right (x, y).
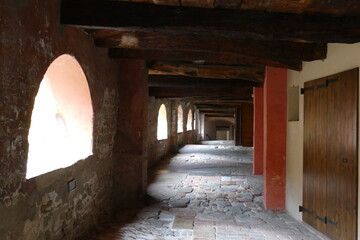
top-left (93, 141), bottom-right (321, 240)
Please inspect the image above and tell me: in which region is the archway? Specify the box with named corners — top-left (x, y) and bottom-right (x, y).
top-left (157, 104), bottom-right (168, 140)
top-left (177, 105), bottom-right (183, 133)
top-left (186, 109), bottom-right (193, 131)
top-left (26, 55), bottom-right (93, 179)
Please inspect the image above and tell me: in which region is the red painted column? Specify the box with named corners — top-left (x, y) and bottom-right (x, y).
top-left (263, 67), bottom-right (287, 210)
top-left (253, 87), bottom-right (264, 175)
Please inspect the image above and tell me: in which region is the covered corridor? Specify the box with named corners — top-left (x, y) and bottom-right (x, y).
top-left (94, 141), bottom-right (323, 240)
top-left (2, 1), bottom-right (360, 239)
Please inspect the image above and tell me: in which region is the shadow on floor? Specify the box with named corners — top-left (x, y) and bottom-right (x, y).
top-left (86, 141), bottom-right (322, 240)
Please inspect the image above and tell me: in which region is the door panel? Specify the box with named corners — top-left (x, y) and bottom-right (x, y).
top-left (303, 68), bottom-right (358, 240)
top-left (326, 69), bottom-right (358, 240)
top-left (303, 78), bottom-right (327, 233)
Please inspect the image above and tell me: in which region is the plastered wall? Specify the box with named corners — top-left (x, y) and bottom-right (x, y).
top-left (204, 117), bottom-right (235, 140)
top-left (286, 43), bottom-right (360, 239)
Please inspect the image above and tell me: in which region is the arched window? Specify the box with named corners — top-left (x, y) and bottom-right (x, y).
top-left (186, 109), bottom-right (193, 131)
top-left (157, 104), bottom-right (168, 140)
top-left (26, 54), bottom-right (93, 179)
top-left (177, 105), bottom-right (183, 133)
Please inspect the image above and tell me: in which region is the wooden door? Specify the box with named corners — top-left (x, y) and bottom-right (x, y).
top-left (303, 68), bottom-right (358, 240)
top-left (235, 103), bottom-right (254, 147)
top-left (303, 77), bottom-right (328, 233)
top-left (241, 103), bottom-right (254, 147)
top-left (326, 69), bottom-right (358, 240)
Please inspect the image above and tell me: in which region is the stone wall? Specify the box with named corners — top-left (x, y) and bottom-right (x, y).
top-left (0, 1), bottom-right (119, 239)
top-left (147, 98), bottom-right (197, 168)
top-left (0, 1), bottom-right (199, 239)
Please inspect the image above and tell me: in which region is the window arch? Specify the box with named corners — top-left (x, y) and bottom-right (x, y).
top-left (186, 109), bottom-right (193, 131)
top-left (26, 54), bottom-right (93, 179)
top-left (157, 104), bottom-right (168, 140)
top-left (177, 105), bottom-right (183, 133)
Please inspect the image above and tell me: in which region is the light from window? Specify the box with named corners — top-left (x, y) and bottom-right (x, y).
top-left (186, 109), bottom-right (193, 131)
top-left (177, 105), bottom-right (183, 133)
top-left (157, 104), bottom-right (168, 140)
top-left (26, 54), bottom-right (93, 179)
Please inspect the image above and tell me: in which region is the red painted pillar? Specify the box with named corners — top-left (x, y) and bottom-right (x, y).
top-left (263, 67), bottom-right (287, 211)
top-left (253, 87), bottom-right (264, 175)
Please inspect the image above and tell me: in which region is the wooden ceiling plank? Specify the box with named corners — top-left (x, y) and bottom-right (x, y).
top-left (204, 113), bottom-right (235, 117)
top-left (198, 107), bottom-right (236, 112)
top-left (111, 0), bottom-right (360, 15)
top-left (109, 48), bottom-right (302, 71)
top-left (239, 0), bottom-right (360, 16)
top-left (118, 0), bottom-right (155, 4)
top-left (93, 30), bottom-right (326, 61)
top-left (148, 62), bottom-right (265, 82)
top-left (200, 110), bottom-right (235, 114)
top-left (153, 0), bottom-right (179, 6)
top-left (61, 0), bottom-right (360, 43)
top-left (214, 0), bottom-right (242, 9)
top-left (181, 0), bottom-right (214, 8)
top-left (148, 75), bottom-right (261, 88)
top-left (196, 104), bottom-right (236, 109)
top-left (148, 86), bottom-right (253, 98)
top-left (192, 100), bottom-right (253, 105)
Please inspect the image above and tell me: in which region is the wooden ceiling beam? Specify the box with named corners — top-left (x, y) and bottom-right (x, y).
top-left (148, 75), bottom-right (261, 88)
top-left (198, 108), bottom-right (235, 112)
top-left (196, 105), bottom-right (236, 111)
top-left (192, 100), bottom-right (253, 105)
top-left (61, 0), bottom-right (360, 43)
top-left (197, 105), bottom-right (236, 110)
top-left (215, 0), bottom-right (360, 15)
top-left (94, 30), bottom-right (326, 61)
top-left (148, 62), bottom-right (264, 82)
top-left (149, 87), bottom-right (253, 98)
top-left (200, 110), bottom-right (235, 114)
top-left (107, 0), bottom-right (360, 15)
top-left (109, 48), bottom-right (302, 71)
top-left (203, 113), bottom-right (235, 118)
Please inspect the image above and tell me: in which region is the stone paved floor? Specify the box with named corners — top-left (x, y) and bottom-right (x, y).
top-left (96, 141), bottom-right (325, 240)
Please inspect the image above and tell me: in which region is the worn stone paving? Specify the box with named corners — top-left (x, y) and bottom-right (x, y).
top-left (96, 141), bottom-right (325, 240)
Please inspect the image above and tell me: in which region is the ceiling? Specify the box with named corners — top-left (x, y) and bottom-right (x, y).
top-left (60, 0), bottom-right (360, 116)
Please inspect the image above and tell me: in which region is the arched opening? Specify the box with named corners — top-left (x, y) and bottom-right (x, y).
top-left (26, 54), bottom-right (93, 179)
top-left (186, 109), bottom-right (193, 131)
top-left (157, 104), bottom-right (168, 140)
top-left (205, 117), bottom-right (235, 141)
top-left (177, 105), bottom-right (183, 133)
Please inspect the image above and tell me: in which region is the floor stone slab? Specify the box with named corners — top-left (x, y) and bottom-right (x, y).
top-left (94, 141), bottom-right (327, 240)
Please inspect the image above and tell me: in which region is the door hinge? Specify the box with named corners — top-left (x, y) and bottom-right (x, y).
top-left (299, 205), bottom-right (313, 214)
top-left (300, 206), bottom-right (329, 224)
top-left (317, 83), bottom-right (327, 89)
top-left (326, 78), bottom-right (338, 86)
top-left (325, 217), bottom-right (337, 226)
top-left (316, 215), bottom-right (327, 223)
top-left (301, 78), bottom-right (338, 95)
top-left (300, 86), bottom-right (315, 95)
